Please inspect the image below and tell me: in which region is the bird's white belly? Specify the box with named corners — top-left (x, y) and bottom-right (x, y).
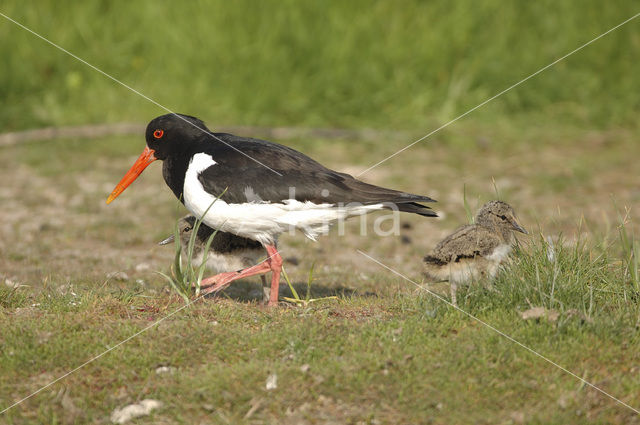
top-left (485, 244), bottom-right (512, 263)
top-left (183, 153), bottom-right (384, 244)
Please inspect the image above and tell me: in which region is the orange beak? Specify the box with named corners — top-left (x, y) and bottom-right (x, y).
top-left (106, 146), bottom-right (157, 204)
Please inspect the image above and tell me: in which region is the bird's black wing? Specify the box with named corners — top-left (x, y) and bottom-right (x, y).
top-left (198, 134), bottom-right (437, 217)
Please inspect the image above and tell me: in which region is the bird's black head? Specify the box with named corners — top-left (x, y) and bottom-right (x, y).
top-left (106, 113), bottom-right (210, 204)
top-left (145, 113), bottom-right (210, 160)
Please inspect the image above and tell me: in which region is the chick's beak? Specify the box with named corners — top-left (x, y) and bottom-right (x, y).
top-left (511, 217), bottom-right (528, 234)
top-left (158, 234), bottom-right (175, 245)
top-left (106, 146), bottom-right (157, 204)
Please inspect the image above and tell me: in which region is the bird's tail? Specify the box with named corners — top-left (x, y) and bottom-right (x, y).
top-left (395, 202), bottom-right (438, 217)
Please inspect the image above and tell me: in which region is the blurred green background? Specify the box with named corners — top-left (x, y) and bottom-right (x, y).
top-left (1, 0), bottom-right (638, 132)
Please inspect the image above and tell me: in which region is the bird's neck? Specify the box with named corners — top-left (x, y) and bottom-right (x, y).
top-left (162, 154), bottom-right (191, 203)
top-left (498, 227), bottom-right (515, 243)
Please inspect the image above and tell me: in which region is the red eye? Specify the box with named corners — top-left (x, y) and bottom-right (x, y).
top-left (153, 129), bottom-right (164, 139)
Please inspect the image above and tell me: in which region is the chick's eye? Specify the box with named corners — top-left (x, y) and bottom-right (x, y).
top-left (184, 226), bottom-right (192, 232)
top-left (499, 215), bottom-right (508, 220)
top-left (153, 129), bottom-right (164, 139)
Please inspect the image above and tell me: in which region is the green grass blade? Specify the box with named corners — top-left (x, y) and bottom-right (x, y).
top-left (462, 184), bottom-right (474, 224)
top-left (156, 271), bottom-right (189, 303)
top-left (281, 266), bottom-right (300, 301)
top-left (305, 262), bottom-right (316, 301)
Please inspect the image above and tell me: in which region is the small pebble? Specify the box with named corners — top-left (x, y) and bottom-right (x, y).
top-left (4, 278), bottom-right (22, 289)
top-left (265, 374), bottom-right (278, 390)
top-left (155, 366), bottom-right (176, 375)
top-left (110, 399), bottom-right (162, 424)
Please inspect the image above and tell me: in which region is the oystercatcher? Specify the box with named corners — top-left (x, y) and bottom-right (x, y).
top-left (107, 113), bottom-right (437, 305)
top-left (159, 215), bottom-right (270, 302)
top-left (423, 200), bottom-right (527, 305)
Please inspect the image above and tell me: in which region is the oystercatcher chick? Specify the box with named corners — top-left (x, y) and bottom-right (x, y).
top-left (159, 215), bottom-right (270, 302)
top-left (107, 113), bottom-right (437, 306)
top-left (423, 200), bottom-right (527, 305)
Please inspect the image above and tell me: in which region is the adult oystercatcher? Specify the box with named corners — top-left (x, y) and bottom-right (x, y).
top-left (423, 200), bottom-right (527, 305)
top-left (107, 113), bottom-right (437, 306)
top-left (159, 215), bottom-right (270, 302)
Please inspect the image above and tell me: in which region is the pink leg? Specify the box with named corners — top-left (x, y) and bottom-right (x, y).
top-left (265, 245), bottom-right (283, 307)
top-left (199, 244), bottom-right (283, 307)
top-left (199, 261), bottom-right (271, 293)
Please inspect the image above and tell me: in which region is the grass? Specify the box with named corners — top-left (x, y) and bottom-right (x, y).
top-left (1, 234), bottom-right (639, 424)
top-left (1, 1), bottom-right (639, 132)
top-left (617, 207), bottom-right (640, 293)
top-left (282, 263), bottom-right (338, 306)
top-left (159, 199), bottom-right (223, 302)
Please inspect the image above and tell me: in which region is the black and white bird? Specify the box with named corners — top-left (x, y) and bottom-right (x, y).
top-left (423, 200), bottom-right (527, 305)
top-left (159, 215), bottom-right (270, 302)
top-left (107, 113), bottom-right (437, 305)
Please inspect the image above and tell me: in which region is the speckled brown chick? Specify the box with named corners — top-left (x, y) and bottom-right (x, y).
top-left (423, 200), bottom-right (527, 305)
